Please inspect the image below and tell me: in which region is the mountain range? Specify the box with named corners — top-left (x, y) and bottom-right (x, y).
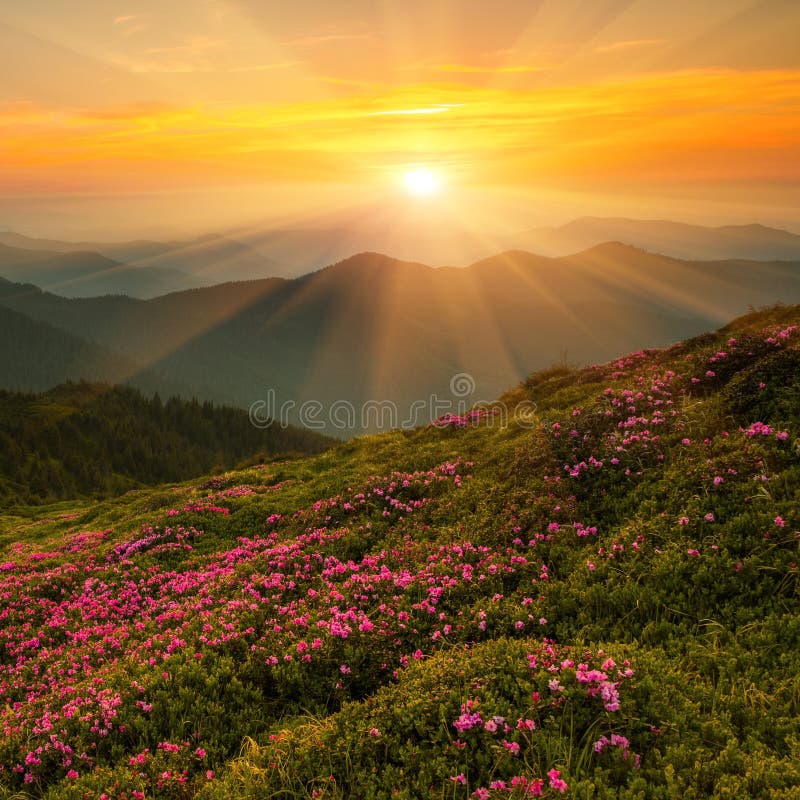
top-left (0, 228), bottom-right (360, 297)
top-left (0, 242), bottom-right (197, 299)
top-left (1, 217), bottom-right (799, 298)
top-left (2, 242), bottom-right (799, 434)
top-left (512, 217), bottom-right (800, 261)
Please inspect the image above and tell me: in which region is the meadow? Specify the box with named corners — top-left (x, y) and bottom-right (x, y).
top-left (1, 305), bottom-right (798, 799)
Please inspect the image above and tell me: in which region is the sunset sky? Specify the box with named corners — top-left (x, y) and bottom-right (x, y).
top-left (1, 0), bottom-right (799, 239)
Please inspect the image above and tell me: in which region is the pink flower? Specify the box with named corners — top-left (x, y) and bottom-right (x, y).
top-left (66, 769), bottom-right (79, 779)
top-left (775, 516), bottom-right (786, 528)
top-left (527, 779), bottom-right (545, 796)
top-left (454, 701), bottom-right (483, 732)
top-left (548, 768), bottom-right (569, 793)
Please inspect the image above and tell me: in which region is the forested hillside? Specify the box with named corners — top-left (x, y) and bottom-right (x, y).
top-left (0, 303), bottom-right (144, 391)
top-left (0, 382), bottom-right (333, 505)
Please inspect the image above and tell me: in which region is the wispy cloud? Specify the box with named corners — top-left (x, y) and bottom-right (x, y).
top-left (227, 61), bottom-right (303, 73)
top-left (595, 39), bottom-right (664, 54)
top-left (369, 105), bottom-right (463, 116)
top-left (111, 37), bottom-right (299, 75)
top-left (280, 32), bottom-right (376, 48)
top-left (314, 76), bottom-right (381, 89)
top-left (0, 100), bottom-right (51, 127)
top-left (143, 37), bottom-right (229, 57)
top-left (76, 103), bottom-right (181, 121)
top-left (113, 13), bottom-right (147, 36)
top-left (117, 59), bottom-right (301, 75)
top-left (430, 63), bottom-right (550, 75)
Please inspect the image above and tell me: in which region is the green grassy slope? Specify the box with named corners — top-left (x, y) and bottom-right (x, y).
top-left (0, 305), bottom-right (798, 799)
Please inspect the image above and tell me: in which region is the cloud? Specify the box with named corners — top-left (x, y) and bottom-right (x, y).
top-left (368, 105), bottom-right (463, 116)
top-left (117, 59), bottom-right (300, 75)
top-left (595, 39), bottom-right (664, 54)
top-left (75, 103), bottom-right (180, 121)
top-left (280, 32), bottom-right (376, 48)
top-left (0, 101), bottom-right (49, 127)
top-left (110, 37), bottom-right (299, 75)
top-left (429, 63), bottom-right (550, 74)
top-left (113, 13), bottom-right (148, 36)
top-left (227, 61), bottom-right (303, 73)
top-left (3, 69), bottom-right (799, 191)
top-left (143, 37), bottom-right (229, 57)
top-left (314, 76), bottom-right (381, 89)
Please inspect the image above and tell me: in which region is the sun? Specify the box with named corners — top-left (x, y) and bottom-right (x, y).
top-left (404, 167), bottom-right (440, 196)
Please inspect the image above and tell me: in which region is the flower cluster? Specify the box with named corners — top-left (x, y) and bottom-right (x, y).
top-left (433, 408), bottom-right (501, 428)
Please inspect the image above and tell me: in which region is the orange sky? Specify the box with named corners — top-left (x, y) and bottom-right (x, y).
top-left (1, 0), bottom-right (799, 237)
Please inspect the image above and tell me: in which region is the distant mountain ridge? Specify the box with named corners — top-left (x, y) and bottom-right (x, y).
top-left (2, 243), bottom-right (799, 434)
top-left (511, 216), bottom-right (800, 260)
top-left (0, 229), bottom-right (353, 296)
top-left (2, 216), bottom-right (799, 299)
top-left (0, 242), bottom-right (197, 298)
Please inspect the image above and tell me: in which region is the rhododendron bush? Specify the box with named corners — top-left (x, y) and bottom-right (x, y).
top-left (0, 306), bottom-right (799, 799)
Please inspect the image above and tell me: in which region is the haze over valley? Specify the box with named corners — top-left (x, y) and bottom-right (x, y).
top-left (2, 225), bottom-right (800, 433)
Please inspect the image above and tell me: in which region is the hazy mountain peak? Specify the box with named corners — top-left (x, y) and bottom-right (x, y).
top-left (569, 240), bottom-right (651, 257)
top-left (321, 251), bottom-right (430, 275)
top-left (513, 217), bottom-right (800, 261)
